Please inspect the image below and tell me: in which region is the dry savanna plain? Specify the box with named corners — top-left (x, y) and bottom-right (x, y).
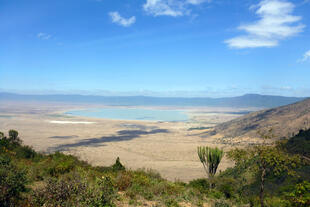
top-left (0, 101), bottom-right (260, 182)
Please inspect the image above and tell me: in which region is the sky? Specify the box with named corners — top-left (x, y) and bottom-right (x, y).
top-left (0, 0), bottom-right (310, 97)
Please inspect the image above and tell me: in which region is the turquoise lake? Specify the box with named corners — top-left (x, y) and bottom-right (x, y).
top-left (65, 108), bottom-right (189, 122)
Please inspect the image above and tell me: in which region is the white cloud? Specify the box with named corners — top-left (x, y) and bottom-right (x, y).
top-left (225, 0), bottom-right (305, 49)
top-left (143, 0), bottom-right (187, 17)
top-left (143, 0), bottom-right (210, 17)
top-left (226, 36), bottom-right (278, 48)
top-left (109, 12), bottom-right (136, 27)
top-left (186, 0), bottom-right (211, 5)
top-left (37, 33), bottom-right (52, 40)
top-left (299, 50), bottom-right (310, 62)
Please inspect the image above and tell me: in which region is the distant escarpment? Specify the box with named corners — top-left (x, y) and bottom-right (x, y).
top-left (0, 92), bottom-right (305, 108)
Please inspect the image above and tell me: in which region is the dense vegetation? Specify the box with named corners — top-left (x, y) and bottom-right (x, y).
top-left (0, 129), bottom-right (309, 207)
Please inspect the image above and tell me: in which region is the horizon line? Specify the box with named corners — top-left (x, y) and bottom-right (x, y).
top-left (0, 91), bottom-right (308, 99)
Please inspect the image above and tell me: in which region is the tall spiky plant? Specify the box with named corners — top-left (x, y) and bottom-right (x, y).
top-left (197, 146), bottom-right (224, 178)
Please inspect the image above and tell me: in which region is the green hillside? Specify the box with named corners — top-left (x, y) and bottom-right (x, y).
top-left (0, 129), bottom-right (309, 207)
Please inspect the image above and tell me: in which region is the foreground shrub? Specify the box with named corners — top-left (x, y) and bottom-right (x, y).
top-left (31, 175), bottom-right (87, 207)
top-left (115, 171), bottom-right (133, 191)
top-left (112, 157), bottom-right (125, 171)
top-left (216, 178), bottom-right (237, 199)
top-left (0, 155), bottom-right (28, 207)
top-left (31, 173), bottom-right (116, 207)
top-left (0, 131), bottom-right (19, 152)
top-left (14, 145), bottom-right (37, 159)
top-left (93, 176), bottom-right (117, 206)
top-left (44, 152), bottom-right (80, 177)
top-left (208, 190), bottom-right (224, 199)
top-left (124, 169), bottom-right (185, 202)
top-left (188, 178), bottom-right (210, 194)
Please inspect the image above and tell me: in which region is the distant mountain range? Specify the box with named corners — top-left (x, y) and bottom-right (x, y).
top-left (0, 92), bottom-right (306, 108)
top-left (210, 97), bottom-right (310, 138)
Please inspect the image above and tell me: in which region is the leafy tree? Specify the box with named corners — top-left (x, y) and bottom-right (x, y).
top-left (228, 129), bottom-right (301, 207)
top-left (197, 146), bottom-right (224, 178)
top-left (8, 130), bottom-right (21, 144)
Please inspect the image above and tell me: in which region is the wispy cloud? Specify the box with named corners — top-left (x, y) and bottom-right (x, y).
top-left (186, 0), bottom-right (211, 5)
top-left (37, 32), bottom-right (52, 40)
top-left (225, 0), bottom-right (305, 49)
top-left (109, 12), bottom-right (136, 27)
top-left (299, 50), bottom-right (310, 62)
top-left (143, 0), bottom-right (210, 17)
top-left (143, 0), bottom-right (187, 17)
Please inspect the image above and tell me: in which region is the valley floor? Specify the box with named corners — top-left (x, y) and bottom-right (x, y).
top-left (0, 101), bottom-right (257, 181)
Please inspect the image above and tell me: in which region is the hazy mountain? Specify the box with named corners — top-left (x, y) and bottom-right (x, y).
top-left (210, 98), bottom-right (310, 139)
top-left (0, 92), bottom-right (305, 108)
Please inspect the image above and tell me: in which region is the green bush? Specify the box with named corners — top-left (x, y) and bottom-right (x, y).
top-left (44, 152), bottom-right (78, 177)
top-left (208, 190), bottom-right (224, 199)
top-left (0, 130), bottom-right (32, 157)
top-left (112, 157), bottom-right (125, 171)
top-left (87, 176), bottom-right (117, 207)
top-left (216, 178), bottom-right (237, 199)
top-left (0, 135), bottom-right (16, 152)
top-left (286, 181), bottom-right (310, 207)
top-left (132, 171), bottom-right (152, 187)
top-left (115, 171), bottom-right (133, 191)
top-left (124, 171), bottom-right (185, 201)
top-left (0, 155), bottom-right (28, 207)
top-left (14, 145), bottom-right (37, 159)
top-left (31, 173), bottom-right (116, 207)
top-left (31, 176), bottom-right (86, 206)
top-left (189, 178), bottom-right (210, 194)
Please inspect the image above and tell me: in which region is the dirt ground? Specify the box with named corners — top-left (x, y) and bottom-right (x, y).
top-left (0, 101), bottom-right (254, 182)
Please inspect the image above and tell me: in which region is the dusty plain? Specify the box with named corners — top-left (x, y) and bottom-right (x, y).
top-left (0, 101), bottom-right (259, 182)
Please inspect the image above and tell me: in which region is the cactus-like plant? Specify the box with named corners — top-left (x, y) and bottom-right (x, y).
top-left (197, 146), bottom-right (224, 178)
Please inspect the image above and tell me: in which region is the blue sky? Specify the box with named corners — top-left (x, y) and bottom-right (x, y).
top-left (0, 0), bottom-right (310, 97)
